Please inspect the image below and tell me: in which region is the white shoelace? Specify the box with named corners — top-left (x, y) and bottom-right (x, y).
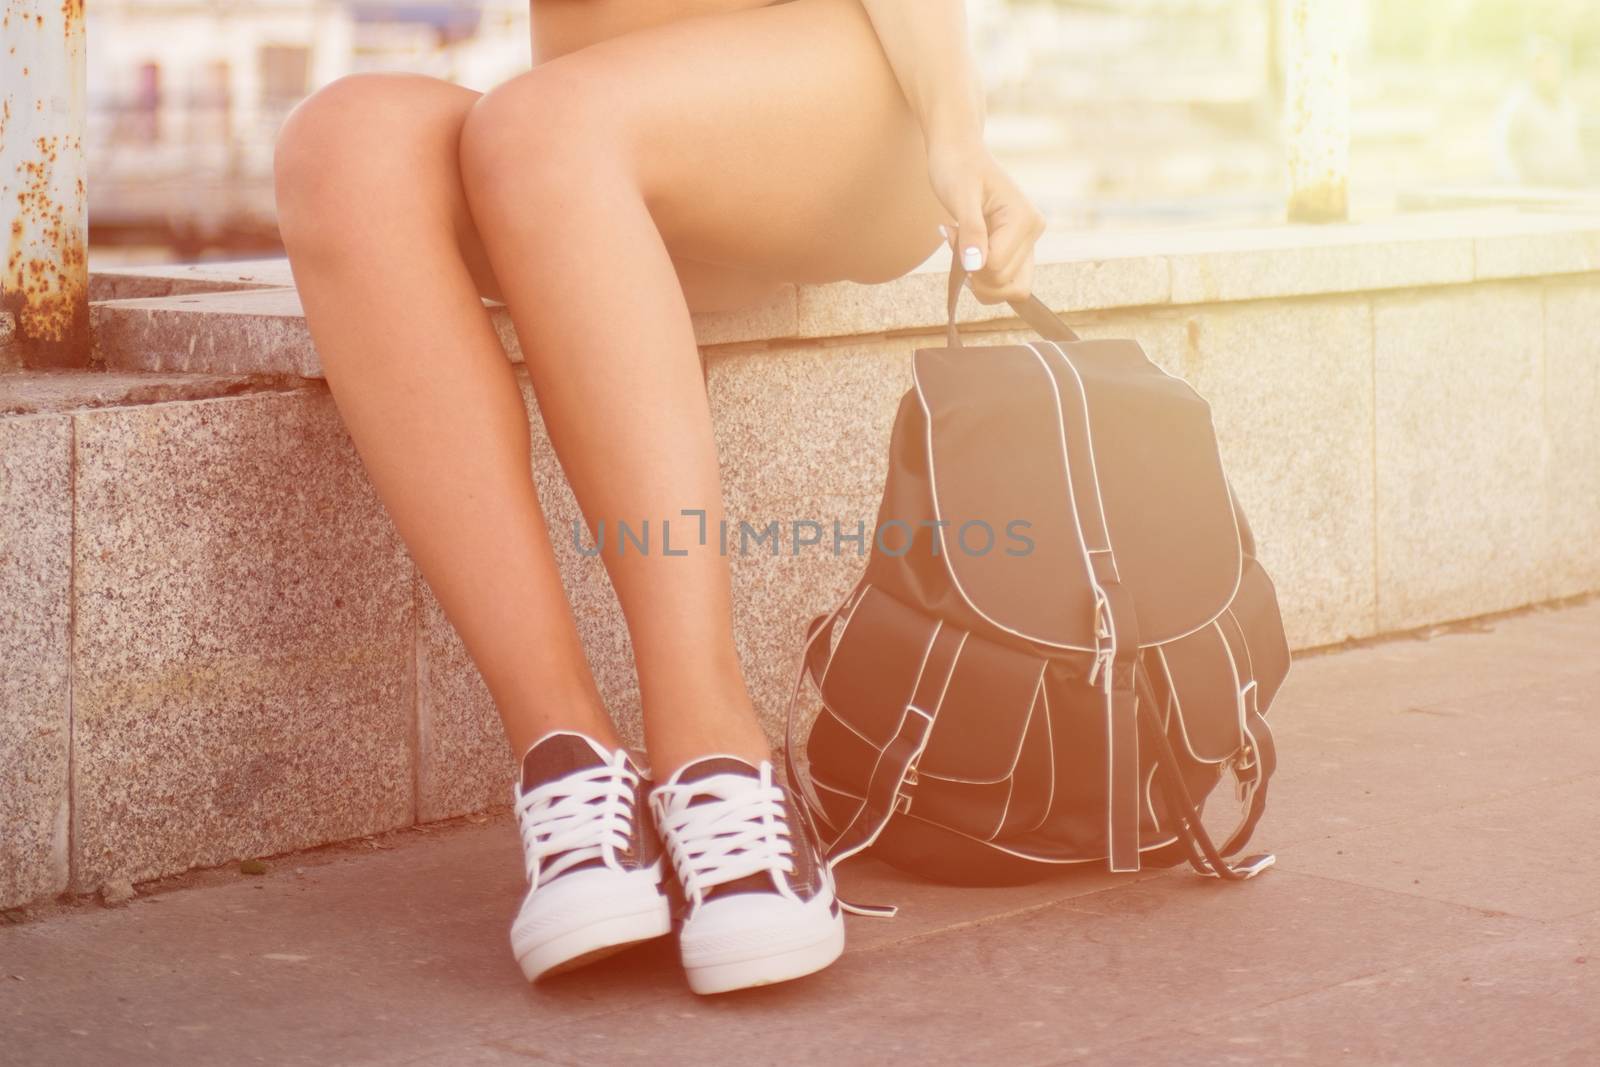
top-left (652, 762), bottom-right (799, 911)
top-left (514, 752), bottom-right (639, 890)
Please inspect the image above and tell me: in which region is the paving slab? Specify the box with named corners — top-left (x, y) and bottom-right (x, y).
top-left (2, 598), bottom-right (1598, 1065)
top-left (1283, 776), bottom-right (1600, 921)
top-left (1091, 910), bottom-right (1600, 1066)
top-left (1260, 642), bottom-right (1600, 847)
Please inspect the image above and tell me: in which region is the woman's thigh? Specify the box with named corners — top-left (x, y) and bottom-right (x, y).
top-left (276, 73), bottom-right (779, 310)
top-left (488, 0), bottom-right (946, 287)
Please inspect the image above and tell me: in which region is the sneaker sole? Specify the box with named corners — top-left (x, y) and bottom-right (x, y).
top-left (683, 919), bottom-right (845, 995)
top-left (517, 901), bottom-right (672, 983)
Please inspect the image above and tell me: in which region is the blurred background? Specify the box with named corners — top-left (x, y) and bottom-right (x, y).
top-left (84, 0), bottom-right (1600, 265)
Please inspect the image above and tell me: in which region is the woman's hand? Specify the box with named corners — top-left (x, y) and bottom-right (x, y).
top-left (854, 0), bottom-right (1042, 303)
top-left (926, 135), bottom-right (1046, 305)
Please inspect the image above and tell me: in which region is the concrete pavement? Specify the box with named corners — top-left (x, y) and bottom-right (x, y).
top-left (3, 600), bottom-right (1598, 1065)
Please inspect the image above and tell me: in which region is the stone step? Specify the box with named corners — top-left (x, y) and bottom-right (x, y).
top-left (84, 211), bottom-right (1600, 378)
top-left (89, 279), bottom-right (802, 376)
top-left (5, 209), bottom-right (1600, 912)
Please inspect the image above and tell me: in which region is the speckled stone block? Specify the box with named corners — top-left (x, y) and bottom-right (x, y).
top-left (72, 390), bottom-right (416, 890)
top-left (415, 583), bottom-right (512, 823)
top-left (728, 492), bottom-right (882, 740)
top-left (1472, 218), bottom-right (1600, 281)
top-left (705, 339), bottom-right (920, 739)
top-left (91, 289), bottom-right (322, 376)
top-left (1543, 279), bottom-right (1600, 598)
top-left (1167, 226), bottom-right (1475, 306)
top-left (1184, 298), bottom-right (1377, 648)
top-left (0, 415), bottom-right (72, 909)
top-left (1374, 283), bottom-right (1550, 631)
top-left (708, 338), bottom-right (913, 515)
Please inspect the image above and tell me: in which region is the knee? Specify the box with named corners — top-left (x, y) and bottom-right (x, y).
top-left (274, 73), bottom-right (463, 254)
top-left (458, 66), bottom-right (626, 216)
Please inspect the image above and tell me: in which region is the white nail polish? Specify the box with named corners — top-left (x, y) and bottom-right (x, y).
top-left (938, 224), bottom-right (950, 241)
top-left (962, 247), bottom-right (984, 271)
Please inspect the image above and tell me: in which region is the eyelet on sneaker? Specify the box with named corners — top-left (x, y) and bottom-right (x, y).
top-left (651, 756), bottom-right (845, 995)
top-left (509, 731), bottom-right (672, 982)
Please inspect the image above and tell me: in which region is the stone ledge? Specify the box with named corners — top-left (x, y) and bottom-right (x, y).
top-left (88, 259), bottom-right (294, 302)
top-left (1, 368), bottom-right (310, 417)
top-left (86, 210), bottom-right (1600, 378)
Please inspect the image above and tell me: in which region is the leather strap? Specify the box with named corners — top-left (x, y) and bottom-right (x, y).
top-left (783, 605), bottom-right (850, 840)
top-left (1218, 706), bottom-right (1276, 859)
top-left (1135, 664), bottom-right (1275, 880)
top-left (1094, 573), bottom-right (1143, 873)
top-left (946, 261), bottom-right (1081, 348)
top-left (825, 623), bottom-right (961, 862)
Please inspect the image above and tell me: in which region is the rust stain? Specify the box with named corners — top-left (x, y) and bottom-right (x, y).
top-left (4, 124), bottom-right (89, 363)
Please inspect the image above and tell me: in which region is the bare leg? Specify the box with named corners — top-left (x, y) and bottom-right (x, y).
top-left (458, 0), bottom-right (943, 776)
top-left (274, 74), bottom-right (618, 759)
top-left (276, 0), bottom-right (942, 779)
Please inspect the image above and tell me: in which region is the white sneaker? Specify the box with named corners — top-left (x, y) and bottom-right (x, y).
top-left (510, 731), bottom-right (672, 981)
top-left (651, 756), bottom-right (845, 995)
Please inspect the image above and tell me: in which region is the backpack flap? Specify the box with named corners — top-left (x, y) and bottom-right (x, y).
top-left (912, 339), bottom-right (1243, 649)
top-left (909, 344), bottom-right (1100, 650)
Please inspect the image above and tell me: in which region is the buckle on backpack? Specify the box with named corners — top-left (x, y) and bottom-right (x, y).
top-left (1086, 587), bottom-right (1116, 690)
top-left (894, 764), bottom-right (920, 815)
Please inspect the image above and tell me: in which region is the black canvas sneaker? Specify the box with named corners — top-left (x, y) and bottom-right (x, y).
top-left (510, 731), bottom-right (671, 981)
top-left (650, 756), bottom-right (845, 995)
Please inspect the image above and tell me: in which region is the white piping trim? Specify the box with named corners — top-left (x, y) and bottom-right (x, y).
top-left (988, 776), bottom-right (1015, 841)
top-left (1224, 606), bottom-right (1256, 688)
top-left (1042, 339), bottom-right (1246, 646)
top-left (911, 346), bottom-right (1100, 652)
top-left (1214, 619), bottom-right (1249, 755)
top-left (1021, 678), bottom-right (1057, 834)
top-left (1033, 342), bottom-right (1116, 563)
top-left (811, 779), bottom-right (1182, 866)
top-left (1023, 342), bottom-right (1129, 869)
top-left (892, 811), bottom-right (1180, 866)
top-left (816, 703), bottom-right (877, 748)
top-left (1142, 763), bottom-right (1162, 833)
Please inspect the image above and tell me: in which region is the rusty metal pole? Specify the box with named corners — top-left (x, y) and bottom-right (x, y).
top-left (1282, 0), bottom-right (1351, 223)
top-left (1, 0), bottom-right (88, 368)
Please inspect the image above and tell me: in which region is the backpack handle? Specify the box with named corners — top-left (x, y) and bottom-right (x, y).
top-left (945, 260), bottom-right (1081, 348)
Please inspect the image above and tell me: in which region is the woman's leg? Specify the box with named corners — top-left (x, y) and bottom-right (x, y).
top-left (273, 73), bottom-right (617, 759)
top-left (458, 0), bottom-right (944, 777)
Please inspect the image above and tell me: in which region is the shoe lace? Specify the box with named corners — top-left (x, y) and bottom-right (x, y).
top-left (651, 762), bottom-right (798, 910)
top-left (514, 752), bottom-right (638, 890)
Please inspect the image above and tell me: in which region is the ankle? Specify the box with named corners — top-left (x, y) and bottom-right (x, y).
top-left (645, 711), bottom-right (772, 782)
top-left (500, 690), bottom-right (623, 761)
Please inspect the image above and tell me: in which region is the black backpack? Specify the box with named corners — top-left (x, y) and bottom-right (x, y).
top-left (786, 266), bottom-right (1290, 912)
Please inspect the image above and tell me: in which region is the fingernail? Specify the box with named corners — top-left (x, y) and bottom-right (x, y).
top-left (937, 224), bottom-right (950, 241)
top-left (962, 246), bottom-right (984, 271)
